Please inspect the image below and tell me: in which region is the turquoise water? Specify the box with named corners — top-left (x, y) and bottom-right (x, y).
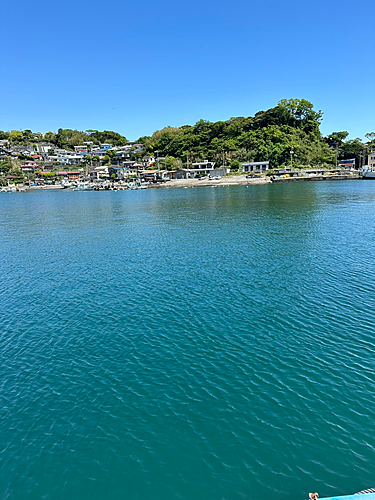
top-left (1, 182), bottom-right (375, 500)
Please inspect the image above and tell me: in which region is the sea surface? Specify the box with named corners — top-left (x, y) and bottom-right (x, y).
top-left (1, 181), bottom-right (375, 500)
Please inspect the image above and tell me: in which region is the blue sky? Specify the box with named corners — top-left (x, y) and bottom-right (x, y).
top-left (1, 0), bottom-right (374, 141)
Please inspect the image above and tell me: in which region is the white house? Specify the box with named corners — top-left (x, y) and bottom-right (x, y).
top-left (142, 156), bottom-right (155, 167)
top-left (191, 160), bottom-right (216, 175)
top-left (241, 161), bottom-right (269, 173)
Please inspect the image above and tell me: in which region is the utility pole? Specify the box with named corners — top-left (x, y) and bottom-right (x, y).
top-left (155, 150), bottom-right (160, 175)
top-left (222, 148), bottom-right (225, 169)
top-left (186, 152), bottom-right (189, 179)
top-left (335, 143), bottom-right (338, 170)
top-left (290, 149), bottom-right (294, 169)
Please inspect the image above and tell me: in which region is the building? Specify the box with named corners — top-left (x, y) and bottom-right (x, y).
top-left (142, 156), bottom-right (155, 167)
top-left (241, 161), bottom-right (269, 173)
top-left (21, 161), bottom-right (39, 173)
top-left (190, 160), bottom-right (216, 176)
top-left (113, 150), bottom-right (131, 163)
top-left (339, 158), bottom-right (355, 169)
top-left (74, 145), bottom-right (88, 154)
top-left (34, 143), bottom-right (54, 153)
top-left (367, 152), bottom-right (375, 170)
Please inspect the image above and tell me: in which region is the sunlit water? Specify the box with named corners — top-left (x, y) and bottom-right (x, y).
top-left (1, 181), bottom-right (375, 500)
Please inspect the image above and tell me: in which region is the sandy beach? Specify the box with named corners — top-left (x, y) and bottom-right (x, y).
top-left (151, 174), bottom-right (271, 189)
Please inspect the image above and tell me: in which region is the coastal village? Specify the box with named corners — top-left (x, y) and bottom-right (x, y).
top-left (1, 134), bottom-right (374, 191)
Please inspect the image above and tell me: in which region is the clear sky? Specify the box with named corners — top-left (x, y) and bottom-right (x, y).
top-left (1, 0), bottom-right (374, 141)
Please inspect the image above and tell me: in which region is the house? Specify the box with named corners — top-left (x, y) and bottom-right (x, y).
top-left (54, 148), bottom-right (73, 156)
top-left (64, 155), bottom-right (84, 165)
top-left (21, 160), bottom-right (39, 173)
top-left (209, 168), bottom-right (228, 178)
top-left (339, 158), bottom-right (356, 169)
top-left (34, 143), bottom-right (54, 153)
top-left (100, 144), bottom-right (112, 150)
top-left (367, 152), bottom-right (375, 170)
top-left (74, 145), bottom-right (88, 154)
top-left (91, 166), bottom-right (110, 179)
top-left (47, 156), bottom-right (70, 165)
top-left (93, 150), bottom-right (109, 160)
top-left (142, 155), bottom-right (155, 167)
top-left (241, 161), bottom-right (269, 173)
top-left (174, 169), bottom-right (190, 179)
top-left (126, 163), bottom-right (143, 176)
top-left (190, 160), bottom-right (216, 176)
top-left (113, 150), bottom-right (131, 163)
top-left (66, 171), bottom-right (80, 180)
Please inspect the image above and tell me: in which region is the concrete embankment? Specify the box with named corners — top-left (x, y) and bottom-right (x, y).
top-left (271, 174), bottom-right (360, 183)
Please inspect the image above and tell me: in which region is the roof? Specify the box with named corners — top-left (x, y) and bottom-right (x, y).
top-left (242, 161), bottom-right (270, 165)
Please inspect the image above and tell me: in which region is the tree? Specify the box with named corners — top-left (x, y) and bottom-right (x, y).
top-left (278, 99), bottom-right (323, 132)
top-left (230, 160), bottom-right (241, 172)
top-left (0, 160), bottom-right (11, 176)
top-left (44, 131), bottom-right (57, 143)
top-left (172, 158), bottom-right (183, 170)
top-left (341, 138), bottom-right (365, 166)
top-left (365, 132), bottom-right (375, 151)
top-left (326, 131), bottom-right (349, 148)
top-left (9, 130), bottom-right (23, 143)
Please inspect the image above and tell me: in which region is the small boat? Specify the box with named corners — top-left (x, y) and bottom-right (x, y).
top-left (310, 488), bottom-right (375, 500)
top-left (73, 182), bottom-right (94, 191)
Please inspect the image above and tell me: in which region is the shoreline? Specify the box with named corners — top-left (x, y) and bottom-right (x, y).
top-left (149, 175), bottom-right (271, 189)
top-left (1, 172), bottom-right (366, 193)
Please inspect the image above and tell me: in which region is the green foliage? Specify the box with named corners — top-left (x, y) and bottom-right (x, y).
top-left (365, 132), bottom-right (375, 151)
top-left (45, 129), bottom-right (128, 150)
top-left (230, 160), bottom-right (241, 171)
top-left (87, 130), bottom-right (127, 146)
top-left (135, 99), bottom-right (332, 169)
top-left (44, 131), bottom-right (57, 143)
top-left (9, 130), bottom-right (23, 143)
top-left (0, 99), bottom-right (347, 171)
top-left (0, 130), bottom-right (10, 140)
top-left (325, 132), bottom-right (367, 166)
top-left (0, 160), bottom-right (11, 176)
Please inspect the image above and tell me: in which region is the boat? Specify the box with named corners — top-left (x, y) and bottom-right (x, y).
top-left (309, 488), bottom-right (375, 500)
top-left (73, 182), bottom-right (94, 191)
top-left (127, 181), bottom-right (148, 190)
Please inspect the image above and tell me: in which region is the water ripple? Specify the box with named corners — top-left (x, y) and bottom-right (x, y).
top-left (1, 184), bottom-right (375, 500)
